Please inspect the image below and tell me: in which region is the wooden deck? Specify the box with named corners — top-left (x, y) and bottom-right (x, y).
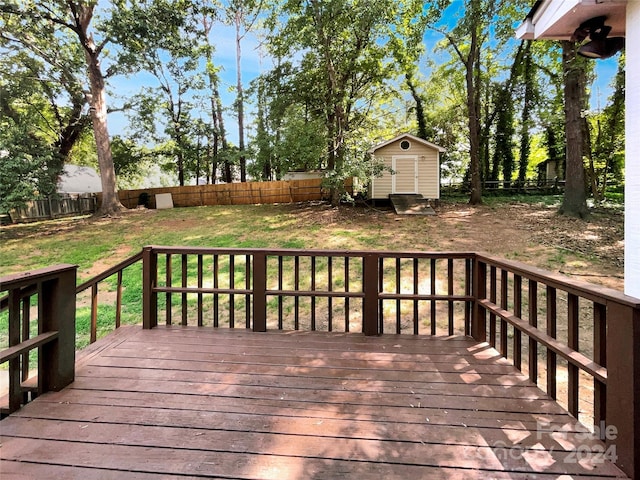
top-left (0, 326), bottom-right (627, 479)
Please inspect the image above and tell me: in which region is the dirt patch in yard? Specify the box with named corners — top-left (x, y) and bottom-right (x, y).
top-left (284, 200), bottom-right (625, 291)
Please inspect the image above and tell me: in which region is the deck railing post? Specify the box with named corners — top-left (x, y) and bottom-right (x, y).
top-left (39, 266), bottom-right (76, 392)
top-left (605, 301), bottom-right (640, 478)
top-left (142, 246), bottom-right (158, 329)
top-left (252, 252), bottom-right (267, 332)
top-left (471, 256), bottom-right (486, 342)
top-left (363, 253), bottom-right (380, 336)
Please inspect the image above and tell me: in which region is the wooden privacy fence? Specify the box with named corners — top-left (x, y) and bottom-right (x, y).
top-left (111, 178), bottom-right (352, 209)
top-left (9, 194), bottom-right (97, 223)
top-left (2, 246), bottom-right (639, 476)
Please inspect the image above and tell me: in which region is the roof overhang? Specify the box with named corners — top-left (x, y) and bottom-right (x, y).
top-left (516, 0), bottom-right (626, 40)
top-left (368, 133), bottom-right (446, 154)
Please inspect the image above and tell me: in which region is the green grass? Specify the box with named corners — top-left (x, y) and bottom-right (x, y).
top-left (1, 198), bottom-right (623, 357)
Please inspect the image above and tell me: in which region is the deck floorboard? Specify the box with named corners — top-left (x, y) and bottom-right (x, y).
top-left (0, 326), bottom-right (627, 479)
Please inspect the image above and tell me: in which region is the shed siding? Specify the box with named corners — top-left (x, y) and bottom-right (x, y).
top-left (370, 139), bottom-right (440, 199)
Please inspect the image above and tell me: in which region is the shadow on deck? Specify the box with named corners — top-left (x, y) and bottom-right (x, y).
top-left (0, 326), bottom-right (627, 479)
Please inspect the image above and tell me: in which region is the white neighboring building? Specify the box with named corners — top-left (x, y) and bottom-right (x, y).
top-left (57, 165), bottom-right (102, 194)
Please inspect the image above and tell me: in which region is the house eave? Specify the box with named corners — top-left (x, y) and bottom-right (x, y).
top-left (515, 0), bottom-right (627, 40)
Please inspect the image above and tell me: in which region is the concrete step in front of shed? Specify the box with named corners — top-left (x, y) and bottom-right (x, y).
top-left (389, 194), bottom-right (436, 215)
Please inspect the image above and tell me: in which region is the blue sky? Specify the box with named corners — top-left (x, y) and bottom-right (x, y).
top-left (105, 3), bottom-right (619, 146)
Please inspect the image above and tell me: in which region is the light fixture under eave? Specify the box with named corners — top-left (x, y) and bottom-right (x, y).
top-left (579, 37), bottom-right (625, 59)
top-left (571, 16), bottom-right (625, 60)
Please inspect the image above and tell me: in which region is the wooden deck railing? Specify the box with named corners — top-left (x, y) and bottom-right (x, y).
top-left (0, 265), bottom-right (77, 416)
top-left (141, 246), bottom-right (475, 336)
top-left (2, 247), bottom-right (639, 477)
top-left (471, 254), bottom-right (640, 477)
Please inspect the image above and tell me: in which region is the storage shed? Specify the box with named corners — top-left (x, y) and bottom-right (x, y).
top-left (367, 133), bottom-right (445, 200)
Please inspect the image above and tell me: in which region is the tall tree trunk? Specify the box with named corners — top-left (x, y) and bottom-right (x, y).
top-left (406, 73), bottom-right (428, 140)
top-left (201, 15), bottom-right (228, 184)
top-left (85, 49), bottom-right (123, 215)
top-left (77, 5), bottom-right (123, 215)
top-left (235, 10), bottom-right (246, 182)
top-left (466, 7), bottom-right (482, 205)
top-left (517, 41), bottom-right (534, 185)
top-left (559, 41), bottom-right (589, 219)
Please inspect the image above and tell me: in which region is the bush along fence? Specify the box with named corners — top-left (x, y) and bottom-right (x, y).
top-left (8, 194), bottom-right (97, 223)
top-left (108, 178), bottom-right (354, 210)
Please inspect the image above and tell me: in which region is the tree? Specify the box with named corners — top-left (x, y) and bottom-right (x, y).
top-left (0, 122), bottom-right (56, 212)
top-left (108, 0), bottom-right (210, 187)
top-left (433, 0), bottom-right (488, 205)
top-left (265, 0), bottom-right (416, 205)
top-left (199, 10), bottom-right (230, 184)
top-left (559, 40), bottom-right (589, 218)
top-left (491, 85), bottom-right (515, 185)
top-left (1, 1), bottom-right (124, 215)
top-left (225, 0), bottom-right (263, 182)
top-left (428, 1), bottom-right (530, 202)
top-left (586, 54), bottom-right (625, 202)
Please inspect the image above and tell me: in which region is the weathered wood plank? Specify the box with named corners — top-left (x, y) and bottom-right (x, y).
top-left (0, 435), bottom-right (623, 478)
top-left (0, 327), bottom-right (627, 479)
top-left (2, 407), bottom-right (610, 453)
top-left (32, 388), bottom-right (578, 431)
top-left (75, 364), bottom-right (547, 399)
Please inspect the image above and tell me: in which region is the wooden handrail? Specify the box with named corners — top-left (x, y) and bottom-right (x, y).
top-left (76, 251), bottom-right (143, 294)
top-left (0, 332), bottom-right (58, 363)
top-left (476, 253), bottom-right (640, 308)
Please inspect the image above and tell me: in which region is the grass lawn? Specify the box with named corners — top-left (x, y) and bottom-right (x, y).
top-left (0, 197), bottom-right (624, 351)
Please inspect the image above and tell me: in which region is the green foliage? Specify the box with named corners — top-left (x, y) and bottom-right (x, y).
top-left (0, 4), bottom-right (92, 209)
top-left (259, 0), bottom-right (421, 203)
top-left (0, 122), bottom-right (57, 212)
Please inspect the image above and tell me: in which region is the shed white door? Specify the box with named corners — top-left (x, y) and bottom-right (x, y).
top-left (392, 156), bottom-right (418, 194)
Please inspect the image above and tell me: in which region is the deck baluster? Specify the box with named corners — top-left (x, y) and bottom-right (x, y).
top-left (430, 258), bottom-right (436, 335)
top-left (90, 284), bottom-right (98, 343)
top-left (252, 252), bottom-right (266, 332)
top-left (213, 255), bottom-right (219, 327)
top-left (197, 255), bottom-right (203, 327)
top-left (328, 256), bottom-right (333, 332)
top-left (447, 259), bottom-right (454, 335)
top-left (116, 270), bottom-right (123, 329)
top-left (489, 266), bottom-right (497, 347)
top-left (311, 256), bottom-right (316, 331)
top-left (593, 302), bottom-right (606, 429)
top-left (414, 258), bottom-right (420, 335)
top-left (181, 254), bottom-right (188, 326)
top-left (395, 258), bottom-right (401, 334)
top-left (471, 259), bottom-right (486, 342)
top-left (567, 293), bottom-right (580, 417)
top-left (165, 254), bottom-right (172, 325)
top-left (546, 285), bottom-right (557, 399)
top-left (277, 256), bottom-right (284, 330)
top-left (245, 255), bottom-right (251, 329)
top-left (344, 257), bottom-right (350, 332)
top-left (378, 257), bottom-right (384, 335)
top-left (464, 258), bottom-right (472, 336)
top-left (229, 255), bottom-right (235, 328)
top-left (528, 280), bottom-right (538, 383)
top-left (294, 256), bottom-right (300, 330)
top-left (513, 274), bottom-right (522, 371)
